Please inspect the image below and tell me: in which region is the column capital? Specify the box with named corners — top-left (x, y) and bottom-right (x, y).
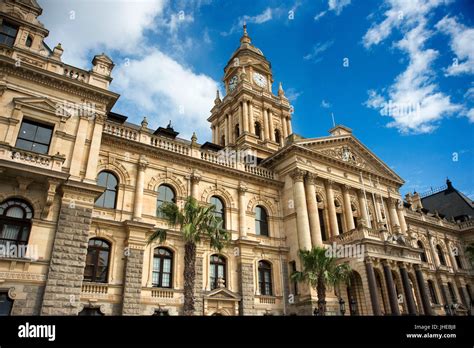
top-left (305, 172), bottom-right (317, 185)
top-left (397, 261), bottom-right (408, 269)
top-left (365, 256), bottom-right (375, 264)
top-left (290, 168), bottom-right (306, 182)
top-left (325, 178), bottom-right (335, 187)
top-left (138, 155), bottom-right (148, 170)
top-left (342, 184), bottom-right (352, 192)
top-left (238, 182), bottom-right (248, 193)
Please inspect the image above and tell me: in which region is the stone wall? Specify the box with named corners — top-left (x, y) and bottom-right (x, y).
top-left (41, 200), bottom-right (92, 315)
top-left (122, 248), bottom-right (144, 315)
top-left (11, 285), bottom-right (45, 315)
top-left (239, 262), bottom-right (255, 315)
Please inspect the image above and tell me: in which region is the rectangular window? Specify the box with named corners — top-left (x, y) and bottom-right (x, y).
top-left (0, 21), bottom-right (18, 47)
top-left (336, 213), bottom-right (344, 234)
top-left (0, 292), bottom-right (13, 316)
top-left (290, 261), bottom-right (298, 295)
top-left (15, 120), bottom-right (53, 155)
top-left (447, 283), bottom-right (457, 303)
top-left (318, 209), bottom-right (327, 241)
top-left (428, 281), bottom-right (438, 304)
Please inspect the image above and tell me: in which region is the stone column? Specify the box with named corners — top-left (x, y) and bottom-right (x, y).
top-left (227, 113), bottom-right (233, 144)
top-left (291, 169), bottom-right (312, 250)
top-left (429, 236), bottom-right (440, 267)
top-left (287, 116), bottom-right (293, 135)
top-left (358, 189), bottom-right (370, 228)
top-left (239, 250), bottom-right (255, 315)
top-left (84, 114), bottom-right (106, 183)
top-left (399, 263), bottom-right (417, 315)
top-left (268, 109), bottom-right (275, 142)
top-left (248, 102), bottom-right (254, 135)
top-left (238, 182), bottom-right (247, 239)
top-left (382, 260), bottom-right (400, 315)
top-left (263, 107), bottom-right (270, 141)
top-left (388, 198), bottom-right (400, 233)
top-left (365, 258), bottom-right (382, 315)
top-left (41, 181), bottom-right (104, 315)
top-left (325, 180), bottom-right (339, 237)
top-left (305, 173), bottom-right (323, 247)
top-left (282, 114), bottom-right (288, 139)
top-left (461, 286), bottom-right (471, 308)
top-left (190, 171), bottom-right (201, 199)
top-left (397, 201), bottom-right (408, 233)
top-left (224, 115), bottom-right (229, 146)
top-left (414, 265), bottom-right (433, 315)
top-left (69, 115), bottom-right (89, 179)
top-left (133, 155), bottom-right (148, 221)
top-left (342, 185), bottom-right (355, 231)
top-left (238, 103), bottom-right (243, 137)
top-left (242, 100), bottom-right (249, 133)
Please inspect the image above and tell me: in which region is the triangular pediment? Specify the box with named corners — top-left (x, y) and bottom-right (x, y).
top-left (13, 97), bottom-right (73, 118)
top-left (204, 287), bottom-right (241, 300)
top-left (295, 135), bottom-right (404, 184)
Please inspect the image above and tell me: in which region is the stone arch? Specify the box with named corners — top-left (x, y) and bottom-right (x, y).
top-left (0, 194), bottom-right (42, 220)
top-left (97, 158), bottom-right (131, 185)
top-left (147, 173), bottom-right (186, 198)
top-left (246, 196), bottom-right (277, 216)
top-left (201, 185), bottom-right (235, 209)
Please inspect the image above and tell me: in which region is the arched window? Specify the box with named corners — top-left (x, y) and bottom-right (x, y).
top-left (78, 307), bottom-right (104, 316)
top-left (84, 239), bottom-right (110, 283)
top-left (0, 199), bottom-right (33, 252)
top-left (436, 245), bottom-right (446, 266)
top-left (417, 241), bottom-right (427, 263)
top-left (210, 254), bottom-right (226, 290)
top-left (25, 35), bottom-right (33, 47)
top-left (210, 196), bottom-right (225, 228)
top-left (255, 205), bottom-right (269, 236)
top-left (0, 291), bottom-right (13, 316)
top-left (274, 129), bottom-right (281, 144)
top-left (152, 247), bottom-right (173, 288)
top-left (95, 171), bottom-right (118, 209)
top-left (258, 261), bottom-right (273, 296)
top-left (447, 282), bottom-right (457, 303)
top-left (157, 184), bottom-right (176, 218)
top-left (255, 122), bottom-right (262, 139)
top-left (235, 124), bottom-right (240, 138)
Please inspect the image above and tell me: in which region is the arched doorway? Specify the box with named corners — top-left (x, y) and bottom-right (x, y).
top-left (346, 271), bottom-right (367, 315)
top-left (374, 269), bottom-right (389, 315)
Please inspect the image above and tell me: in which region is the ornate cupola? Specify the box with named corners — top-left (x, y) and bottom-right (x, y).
top-left (208, 25), bottom-right (293, 160)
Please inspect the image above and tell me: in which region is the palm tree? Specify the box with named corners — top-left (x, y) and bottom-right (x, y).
top-left (147, 196), bottom-right (231, 316)
top-left (291, 246), bottom-right (352, 316)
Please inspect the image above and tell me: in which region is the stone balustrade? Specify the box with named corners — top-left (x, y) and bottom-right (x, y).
top-left (0, 143), bottom-right (65, 172)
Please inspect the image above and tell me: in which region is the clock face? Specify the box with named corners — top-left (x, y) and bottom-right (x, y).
top-left (253, 72), bottom-right (267, 88)
top-left (228, 75), bottom-right (238, 92)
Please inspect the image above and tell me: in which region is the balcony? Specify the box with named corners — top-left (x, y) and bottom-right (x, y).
top-left (0, 143), bottom-right (65, 173)
top-left (141, 287), bottom-right (183, 304)
top-left (103, 121), bottom-right (278, 181)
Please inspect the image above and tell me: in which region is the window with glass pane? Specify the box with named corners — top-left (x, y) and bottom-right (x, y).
top-left (0, 199), bottom-right (33, 254)
top-left (15, 120), bottom-right (53, 155)
top-left (95, 171), bottom-right (118, 209)
top-left (156, 185), bottom-right (176, 218)
top-left (255, 206), bottom-right (269, 236)
top-left (0, 21), bottom-right (18, 47)
top-left (0, 292), bottom-right (13, 316)
top-left (254, 122), bottom-right (261, 139)
top-left (210, 254), bottom-right (226, 290)
top-left (274, 129), bottom-right (281, 144)
top-left (258, 261), bottom-right (272, 296)
top-left (210, 196), bottom-right (225, 228)
top-left (417, 241), bottom-right (427, 262)
top-left (427, 280), bottom-right (438, 304)
top-left (152, 248), bottom-right (173, 288)
top-left (436, 245), bottom-right (446, 266)
top-left (84, 239), bottom-right (110, 283)
top-left (336, 213), bottom-right (344, 234)
top-left (318, 209), bottom-right (327, 241)
top-left (78, 307), bottom-right (104, 316)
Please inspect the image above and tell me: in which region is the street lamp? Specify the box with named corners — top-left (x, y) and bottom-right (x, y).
top-left (349, 296), bottom-right (357, 316)
top-left (339, 297), bottom-right (346, 316)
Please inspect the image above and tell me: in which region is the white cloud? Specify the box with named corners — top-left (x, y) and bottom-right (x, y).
top-left (314, 0), bottom-right (351, 21)
top-left (362, 0), bottom-right (449, 49)
top-left (114, 50), bottom-right (219, 139)
top-left (38, 0), bottom-right (219, 141)
top-left (221, 8), bottom-right (276, 36)
top-left (321, 99), bottom-right (332, 108)
top-left (436, 16), bottom-right (474, 76)
top-left (285, 88), bottom-right (302, 102)
top-left (303, 40), bottom-right (333, 62)
top-left (38, 0), bottom-right (166, 68)
top-left (363, 0), bottom-right (464, 134)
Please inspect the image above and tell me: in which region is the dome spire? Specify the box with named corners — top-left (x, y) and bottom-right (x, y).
top-left (240, 22), bottom-right (251, 45)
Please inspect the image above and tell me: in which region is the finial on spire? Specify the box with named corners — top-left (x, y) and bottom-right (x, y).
top-left (240, 22), bottom-right (251, 45)
top-left (278, 82), bottom-right (285, 97)
top-left (141, 116), bottom-right (148, 129)
top-left (214, 89), bottom-right (221, 105)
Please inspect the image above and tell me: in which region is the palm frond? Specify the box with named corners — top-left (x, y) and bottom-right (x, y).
top-left (147, 228), bottom-right (168, 245)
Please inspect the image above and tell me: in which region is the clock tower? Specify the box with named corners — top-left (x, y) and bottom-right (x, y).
top-left (208, 25), bottom-right (293, 159)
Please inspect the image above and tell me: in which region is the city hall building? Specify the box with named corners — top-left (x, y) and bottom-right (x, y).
top-left (0, 0), bottom-right (472, 316)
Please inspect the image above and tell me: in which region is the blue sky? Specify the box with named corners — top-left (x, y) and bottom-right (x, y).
top-left (38, 0), bottom-right (474, 198)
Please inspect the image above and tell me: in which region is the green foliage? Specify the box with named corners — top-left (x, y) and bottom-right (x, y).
top-left (147, 196), bottom-right (231, 251)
